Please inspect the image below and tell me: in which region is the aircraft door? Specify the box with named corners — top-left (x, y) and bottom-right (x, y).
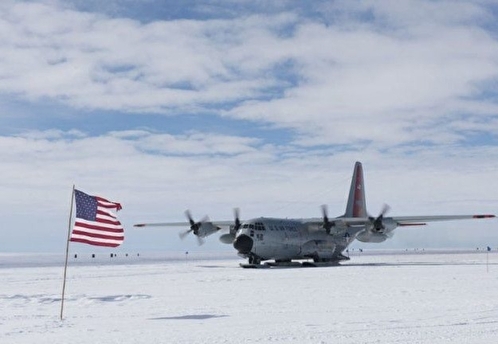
top-left (282, 223), bottom-right (301, 258)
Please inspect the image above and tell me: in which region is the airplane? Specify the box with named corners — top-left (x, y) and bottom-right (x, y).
top-left (134, 162), bottom-right (496, 268)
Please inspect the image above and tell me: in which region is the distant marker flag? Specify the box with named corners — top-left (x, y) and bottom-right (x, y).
top-left (70, 190), bottom-right (124, 247)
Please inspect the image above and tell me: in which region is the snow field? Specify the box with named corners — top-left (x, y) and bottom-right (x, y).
top-left (2, 252), bottom-right (498, 344)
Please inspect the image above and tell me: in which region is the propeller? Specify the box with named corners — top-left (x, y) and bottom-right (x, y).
top-left (233, 208), bottom-right (242, 233)
top-left (220, 208), bottom-right (241, 244)
top-left (369, 204), bottom-right (391, 232)
top-left (179, 210), bottom-right (206, 245)
top-left (321, 204), bottom-right (334, 234)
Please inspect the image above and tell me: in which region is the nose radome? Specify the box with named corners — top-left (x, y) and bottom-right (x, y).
top-left (233, 234), bottom-right (253, 254)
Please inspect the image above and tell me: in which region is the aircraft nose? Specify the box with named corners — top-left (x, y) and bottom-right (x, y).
top-left (233, 234), bottom-right (253, 254)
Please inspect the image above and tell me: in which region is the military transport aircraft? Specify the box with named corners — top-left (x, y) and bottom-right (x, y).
top-left (134, 162), bottom-right (495, 268)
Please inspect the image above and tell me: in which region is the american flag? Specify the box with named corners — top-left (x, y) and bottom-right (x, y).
top-left (70, 190), bottom-right (124, 247)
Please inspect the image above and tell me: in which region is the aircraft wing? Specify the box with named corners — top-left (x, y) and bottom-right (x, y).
top-left (134, 219), bottom-right (235, 243)
top-left (391, 214), bottom-right (495, 227)
top-left (135, 221), bottom-right (189, 227)
top-left (302, 217), bottom-right (370, 229)
top-left (134, 220), bottom-right (234, 228)
top-left (334, 214), bottom-right (496, 227)
top-left (302, 214), bottom-right (495, 230)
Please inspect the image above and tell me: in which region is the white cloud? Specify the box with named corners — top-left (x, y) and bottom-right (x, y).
top-left (1, 128), bottom-right (497, 217)
top-left (1, 1), bottom-right (497, 149)
top-left (0, 2), bottom-right (298, 113)
top-left (228, 17), bottom-right (498, 145)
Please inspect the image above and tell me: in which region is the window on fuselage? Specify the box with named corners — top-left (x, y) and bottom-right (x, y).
top-left (254, 222), bottom-right (266, 231)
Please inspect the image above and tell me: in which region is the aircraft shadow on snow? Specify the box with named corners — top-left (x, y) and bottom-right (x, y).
top-left (149, 314), bottom-right (228, 320)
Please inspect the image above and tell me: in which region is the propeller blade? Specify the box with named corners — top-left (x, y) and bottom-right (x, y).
top-left (179, 229), bottom-right (192, 240)
top-left (321, 204), bottom-right (329, 222)
top-left (321, 204), bottom-right (333, 234)
top-left (234, 208), bottom-right (241, 232)
top-left (371, 204), bottom-right (391, 231)
top-left (380, 203), bottom-right (390, 217)
top-left (185, 210), bottom-right (195, 226)
top-left (196, 235), bottom-right (205, 246)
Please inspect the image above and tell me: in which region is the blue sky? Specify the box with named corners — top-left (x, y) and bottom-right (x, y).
top-left (1, 0), bottom-right (498, 253)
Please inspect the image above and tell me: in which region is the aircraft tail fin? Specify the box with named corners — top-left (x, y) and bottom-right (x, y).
top-left (344, 161), bottom-right (368, 218)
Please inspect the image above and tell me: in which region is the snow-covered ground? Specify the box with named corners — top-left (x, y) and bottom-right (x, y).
top-left (2, 250), bottom-right (498, 344)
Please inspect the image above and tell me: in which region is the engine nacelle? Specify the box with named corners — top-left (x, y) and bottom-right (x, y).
top-left (369, 218), bottom-right (397, 234)
top-left (355, 231), bottom-right (388, 243)
top-left (219, 233), bottom-right (235, 244)
top-left (301, 240), bottom-right (336, 258)
top-left (197, 222), bottom-right (220, 238)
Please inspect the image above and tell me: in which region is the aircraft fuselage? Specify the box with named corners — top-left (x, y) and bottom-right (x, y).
top-left (233, 217), bottom-right (355, 263)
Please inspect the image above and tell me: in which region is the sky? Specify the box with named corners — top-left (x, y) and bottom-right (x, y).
top-left (1, 0), bottom-right (498, 253)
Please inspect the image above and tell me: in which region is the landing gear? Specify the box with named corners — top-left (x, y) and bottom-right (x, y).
top-left (304, 256), bottom-right (341, 267)
top-left (248, 255), bottom-right (261, 265)
top-left (239, 254), bottom-right (264, 268)
top-left (313, 257), bottom-right (328, 263)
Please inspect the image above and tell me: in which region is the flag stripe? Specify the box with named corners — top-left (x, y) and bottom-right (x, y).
top-left (71, 231), bottom-right (124, 241)
top-left (94, 214), bottom-right (121, 225)
top-left (70, 237), bottom-right (122, 247)
top-left (94, 217), bottom-right (120, 226)
top-left (71, 232), bottom-right (123, 242)
top-left (71, 227), bottom-right (124, 238)
top-left (74, 220), bottom-right (124, 232)
top-left (97, 202), bottom-right (119, 209)
top-left (96, 196), bottom-right (122, 210)
top-left (97, 209), bottom-right (117, 219)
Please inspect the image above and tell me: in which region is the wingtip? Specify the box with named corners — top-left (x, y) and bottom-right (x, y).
top-left (398, 223), bottom-right (427, 227)
top-left (134, 224), bottom-right (146, 227)
top-left (473, 215), bottom-right (496, 219)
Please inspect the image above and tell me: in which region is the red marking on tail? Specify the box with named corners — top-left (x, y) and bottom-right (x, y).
top-left (353, 164), bottom-right (364, 217)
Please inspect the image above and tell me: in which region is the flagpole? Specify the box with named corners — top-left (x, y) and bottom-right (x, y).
top-left (60, 185), bottom-right (75, 320)
top-left (487, 248), bottom-right (489, 273)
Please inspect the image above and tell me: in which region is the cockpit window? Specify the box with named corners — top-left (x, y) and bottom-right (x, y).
top-left (241, 222), bottom-right (266, 230)
top-left (255, 222), bottom-right (266, 231)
